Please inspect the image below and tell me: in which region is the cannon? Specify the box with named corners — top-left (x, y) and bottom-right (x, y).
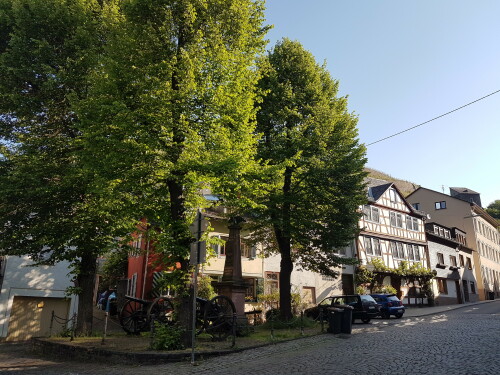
top-left (118, 294), bottom-right (235, 341)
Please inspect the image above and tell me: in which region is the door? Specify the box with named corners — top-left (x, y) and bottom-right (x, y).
top-left (7, 296), bottom-right (70, 341)
top-left (455, 280), bottom-right (463, 304)
top-left (462, 280), bottom-right (470, 302)
top-left (302, 287), bottom-right (316, 306)
top-left (341, 274), bottom-right (354, 295)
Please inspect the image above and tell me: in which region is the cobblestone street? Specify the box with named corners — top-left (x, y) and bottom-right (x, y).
top-left (2, 301), bottom-right (499, 375)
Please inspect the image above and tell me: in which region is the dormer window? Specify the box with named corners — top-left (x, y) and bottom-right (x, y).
top-left (389, 188), bottom-right (398, 203)
top-left (435, 201), bottom-right (446, 210)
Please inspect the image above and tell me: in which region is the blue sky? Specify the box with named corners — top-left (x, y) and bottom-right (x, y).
top-left (263, 0), bottom-right (500, 207)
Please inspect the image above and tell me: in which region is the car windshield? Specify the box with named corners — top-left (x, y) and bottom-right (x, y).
top-left (319, 298), bottom-right (333, 306)
top-left (360, 295), bottom-right (376, 303)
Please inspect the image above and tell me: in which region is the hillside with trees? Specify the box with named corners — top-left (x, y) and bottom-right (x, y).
top-left (365, 168), bottom-right (419, 197)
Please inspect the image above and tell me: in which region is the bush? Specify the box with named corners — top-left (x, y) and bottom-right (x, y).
top-left (372, 285), bottom-right (397, 295)
top-left (265, 308), bottom-right (281, 321)
top-left (150, 323), bottom-right (185, 351)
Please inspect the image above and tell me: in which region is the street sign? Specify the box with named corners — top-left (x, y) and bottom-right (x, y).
top-left (189, 210), bottom-right (207, 265)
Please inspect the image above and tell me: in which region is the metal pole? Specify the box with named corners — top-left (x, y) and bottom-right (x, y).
top-left (70, 313), bottom-right (77, 341)
top-left (300, 311), bottom-right (304, 336)
top-left (191, 209), bottom-right (202, 365)
top-left (320, 308), bottom-right (324, 333)
top-left (101, 312), bottom-right (108, 345)
top-left (49, 310), bottom-right (54, 337)
top-left (191, 264), bottom-right (199, 365)
top-left (231, 312), bottom-right (236, 348)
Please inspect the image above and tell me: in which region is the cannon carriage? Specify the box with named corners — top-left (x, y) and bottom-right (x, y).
top-left (118, 294), bottom-right (236, 340)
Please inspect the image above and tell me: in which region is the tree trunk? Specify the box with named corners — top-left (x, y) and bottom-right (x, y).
top-left (275, 166), bottom-right (293, 320)
top-left (278, 240), bottom-right (293, 320)
top-left (75, 252), bottom-right (97, 336)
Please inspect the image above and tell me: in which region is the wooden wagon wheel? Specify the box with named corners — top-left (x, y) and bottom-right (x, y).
top-left (147, 296), bottom-right (174, 325)
top-left (203, 295), bottom-right (235, 341)
top-left (119, 299), bottom-right (149, 334)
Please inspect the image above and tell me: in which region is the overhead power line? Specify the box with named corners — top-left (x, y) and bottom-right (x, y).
top-left (366, 89), bottom-right (500, 146)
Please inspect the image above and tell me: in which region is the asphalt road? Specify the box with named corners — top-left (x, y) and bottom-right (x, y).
top-left (1, 301), bottom-right (499, 375)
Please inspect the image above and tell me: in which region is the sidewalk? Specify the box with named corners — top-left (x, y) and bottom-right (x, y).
top-left (404, 299), bottom-right (497, 318)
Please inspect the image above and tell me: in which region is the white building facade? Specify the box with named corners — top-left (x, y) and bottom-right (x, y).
top-left (0, 256), bottom-right (77, 340)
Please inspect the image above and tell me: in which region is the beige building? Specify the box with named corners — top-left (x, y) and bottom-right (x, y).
top-left (407, 187), bottom-right (500, 301)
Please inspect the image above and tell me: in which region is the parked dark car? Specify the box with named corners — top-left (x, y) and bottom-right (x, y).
top-left (370, 294), bottom-right (405, 318)
top-left (304, 294), bottom-right (380, 323)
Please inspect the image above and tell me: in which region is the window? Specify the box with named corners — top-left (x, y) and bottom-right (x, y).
top-left (389, 188), bottom-right (398, 203)
top-left (211, 235), bottom-right (229, 256)
top-left (459, 255), bottom-right (464, 267)
top-left (470, 281), bottom-right (476, 294)
top-left (437, 252), bottom-right (445, 265)
top-left (241, 238), bottom-right (257, 259)
top-left (394, 242), bottom-right (405, 259)
top-left (435, 201), bottom-right (446, 210)
top-left (244, 278), bottom-right (256, 301)
top-left (390, 241), bottom-right (398, 258)
top-left (365, 237), bottom-right (381, 256)
top-left (450, 256), bottom-right (457, 267)
top-left (412, 203), bottom-right (420, 210)
top-left (407, 244), bottom-right (415, 260)
top-left (363, 205), bottom-right (380, 223)
top-left (406, 216), bottom-right (419, 231)
top-left (414, 245), bottom-right (421, 261)
top-left (127, 273), bottom-right (137, 297)
top-left (437, 278), bottom-right (448, 294)
top-left (373, 238), bottom-right (381, 256)
top-left (265, 272), bottom-right (279, 294)
top-left (390, 212), bottom-right (403, 228)
top-left (364, 237), bottom-right (373, 255)
top-left (406, 244), bottom-right (420, 261)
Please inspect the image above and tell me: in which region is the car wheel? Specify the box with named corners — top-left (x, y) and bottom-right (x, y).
top-left (394, 313), bottom-right (403, 319)
top-left (382, 311), bottom-right (390, 319)
top-left (361, 317), bottom-right (371, 324)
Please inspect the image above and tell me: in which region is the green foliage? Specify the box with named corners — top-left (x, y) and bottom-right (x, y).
top-left (354, 266), bottom-right (374, 286)
top-left (370, 258), bottom-right (390, 272)
top-left (258, 291), bottom-right (280, 309)
top-left (150, 323), bottom-right (185, 351)
top-left (265, 308), bottom-right (281, 321)
top-left (250, 38), bottom-right (367, 319)
top-left (355, 285), bottom-right (367, 295)
top-left (372, 285), bottom-right (397, 295)
top-left (197, 274), bottom-right (216, 301)
top-left (486, 200), bottom-right (500, 220)
top-left (100, 247), bottom-right (129, 288)
top-left (0, 0), bottom-right (129, 335)
top-left (0, 0), bottom-right (269, 338)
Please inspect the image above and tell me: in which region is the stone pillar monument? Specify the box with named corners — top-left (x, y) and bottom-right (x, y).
top-left (215, 216), bottom-right (247, 324)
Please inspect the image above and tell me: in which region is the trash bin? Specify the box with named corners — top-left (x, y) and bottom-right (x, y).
top-left (327, 307), bottom-right (343, 334)
top-left (489, 292), bottom-right (495, 300)
top-left (340, 305), bottom-right (353, 334)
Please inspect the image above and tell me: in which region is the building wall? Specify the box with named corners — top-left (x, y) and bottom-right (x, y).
top-left (0, 256), bottom-right (77, 339)
top-left (428, 240), bottom-right (461, 304)
top-left (474, 215), bottom-right (500, 299)
top-left (407, 188), bottom-right (500, 301)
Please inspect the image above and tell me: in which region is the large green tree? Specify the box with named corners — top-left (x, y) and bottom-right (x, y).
top-left (486, 200), bottom-right (500, 220)
top-left (0, 0), bottom-right (127, 335)
top-left (253, 39), bottom-right (367, 320)
top-left (76, 0), bottom-right (267, 342)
